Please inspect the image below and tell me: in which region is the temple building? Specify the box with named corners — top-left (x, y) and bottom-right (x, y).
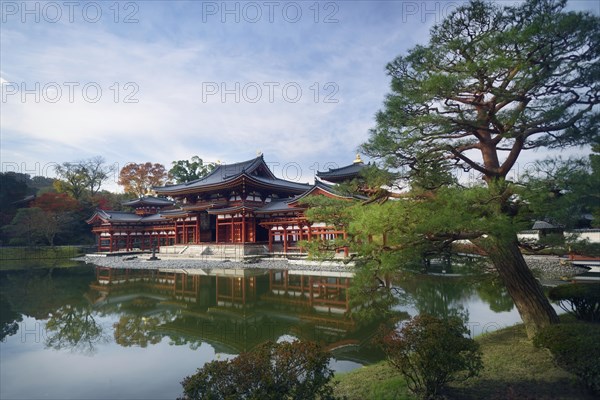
top-left (86, 196), bottom-right (176, 252)
top-left (316, 154), bottom-right (366, 183)
top-left (87, 154), bottom-right (366, 254)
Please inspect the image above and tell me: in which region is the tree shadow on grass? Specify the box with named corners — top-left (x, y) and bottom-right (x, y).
top-left (447, 378), bottom-right (596, 400)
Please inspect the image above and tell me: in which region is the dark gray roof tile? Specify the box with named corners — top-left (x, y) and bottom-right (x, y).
top-left (122, 196), bottom-right (174, 207)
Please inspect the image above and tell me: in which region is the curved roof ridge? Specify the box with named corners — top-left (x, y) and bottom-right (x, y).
top-left (316, 161), bottom-right (367, 184)
top-left (317, 162), bottom-right (365, 175)
top-left (154, 154), bottom-right (273, 193)
top-left (122, 196), bottom-right (174, 206)
top-left (188, 154), bottom-right (266, 184)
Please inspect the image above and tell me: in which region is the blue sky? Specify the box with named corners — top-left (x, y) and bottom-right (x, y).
top-left (1, 1), bottom-right (598, 191)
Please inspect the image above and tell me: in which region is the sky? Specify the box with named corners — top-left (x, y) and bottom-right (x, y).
top-left (1, 0), bottom-right (598, 192)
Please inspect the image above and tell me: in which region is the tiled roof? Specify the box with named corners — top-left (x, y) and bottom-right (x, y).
top-left (249, 175), bottom-right (312, 192)
top-left (98, 210), bottom-right (143, 222)
top-left (255, 199), bottom-right (299, 213)
top-left (316, 162), bottom-right (366, 182)
top-left (255, 181), bottom-right (356, 214)
top-left (122, 196), bottom-right (174, 207)
top-left (207, 205), bottom-right (258, 215)
top-left (153, 155), bottom-right (312, 195)
top-left (532, 221), bottom-right (562, 230)
top-left (289, 181), bottom-right (353, 203)
top-left (154, 155), bottom-right (270, 193)
top-left (86, 209), bottom-right (171, 224)
top-left (142, 213), bottom-right (168, 222)
top-left (158, 208), bottom-right (191, 218)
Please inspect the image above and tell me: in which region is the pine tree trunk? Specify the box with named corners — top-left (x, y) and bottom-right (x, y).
top-left (486, 236), bottom-right (559, 339)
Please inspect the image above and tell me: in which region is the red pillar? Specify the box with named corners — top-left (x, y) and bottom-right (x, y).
top-left (241, 212), bottom-right (246, 243)
top-left (174, 220), bottom-right (178, 244)
top-left (283, 225), bottom-right (288, 254)
top-left (195, 216), bottom-right (200, 243)
top-left (268, 228), bottom-right (273, 253)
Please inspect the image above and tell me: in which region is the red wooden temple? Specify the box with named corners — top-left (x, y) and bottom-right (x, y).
top-left (87, 154), bottom-right (365, 253)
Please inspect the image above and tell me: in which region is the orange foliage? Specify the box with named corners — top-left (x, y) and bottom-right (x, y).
top-left (32, 192), bottom-right (80, 213)
top-left (118, 162), bottom-right (168, 197)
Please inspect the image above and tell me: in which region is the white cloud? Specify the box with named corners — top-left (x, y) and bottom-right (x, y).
top-left (3, 1), bottom-right (593, 186)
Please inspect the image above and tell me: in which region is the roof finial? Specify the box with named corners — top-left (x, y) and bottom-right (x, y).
top-left (257, 150), bottom-right (263, 157)
top-left (353, 154), bottom-right (363, 164)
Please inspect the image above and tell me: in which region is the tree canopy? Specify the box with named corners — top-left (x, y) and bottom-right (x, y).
top-left (520, 154), bottom-right (599, 229)
top-left (330, 0), bottom-right (598, 338)
top-left (2, 193), bottom-right (82, 246)
top-left (54, 157), bottom-right (114, 200)
top-left (0, 172), bottom-right (89, 245)
top-left (179, 341), bottom-right (337, 400)
top-left (362, 0), bottom-right (599, 183)
top-left (118, 162), bottom-right (168, 197)
top-left (169, 156), bottom-right (215, 184)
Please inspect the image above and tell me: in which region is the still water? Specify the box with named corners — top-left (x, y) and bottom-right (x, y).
top-left (1, 263), bottom-right (524, 399)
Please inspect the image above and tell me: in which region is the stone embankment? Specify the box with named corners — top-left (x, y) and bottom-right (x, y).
top-left (74, 255), bottom-right (355, 273)
top-left (523, 255), bottom-right (588, 280)
top-left (75, 254), bottom-right (586, 278)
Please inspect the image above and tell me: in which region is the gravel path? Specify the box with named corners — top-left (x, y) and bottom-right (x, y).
top-left (523, 255), bottom-right (588, 280)
top-left (74, 255), bottom-right (355, 272)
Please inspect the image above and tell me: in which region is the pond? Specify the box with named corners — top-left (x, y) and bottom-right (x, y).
top-left (0, 262), bottom-right (529, 399)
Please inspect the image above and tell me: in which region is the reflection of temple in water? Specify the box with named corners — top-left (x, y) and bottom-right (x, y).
top-left (89, 267), bottom-right (384, 363)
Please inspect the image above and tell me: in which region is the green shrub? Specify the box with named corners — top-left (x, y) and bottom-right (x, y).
top-left (548, 283), bottom-right (600, 322)
top-left (379, 314), bottom-right (483, 400)
top-left (534, 323), bottom-right (600, 395)
top-left (179, 340), bottom-right (338, 400)
top-left (569, 241), bottom-right (600, 257)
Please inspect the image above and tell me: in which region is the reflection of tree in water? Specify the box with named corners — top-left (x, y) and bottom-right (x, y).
top-left (0, 268), bottom-right (95, 320)
top-left (0, 267), bottom-right (104, 351)
top-left (348, 267), bottom-right (409, 327)
top-left (167, 333), bottom-right (203, 350)
top-left (475, 277), bottom-right (514, 313)
top-left (398, 274), bottom-right (474, 324)
top-left (0, 294), bottom-right (22, 342)
top-left (45, 304), bottom-right (108, 355)
top-left (113, 310), bottom-right (175, 348)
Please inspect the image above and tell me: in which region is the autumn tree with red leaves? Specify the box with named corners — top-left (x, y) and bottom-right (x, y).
top-left (30, 193), bottom-right (80, 246)
top-left (118, 162), bottom-right (169, 197)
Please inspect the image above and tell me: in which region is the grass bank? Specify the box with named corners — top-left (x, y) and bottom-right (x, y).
top-left (0, 246), bottom-right (89, 270)
top-left (334, 323), bottom-right (595, 400)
